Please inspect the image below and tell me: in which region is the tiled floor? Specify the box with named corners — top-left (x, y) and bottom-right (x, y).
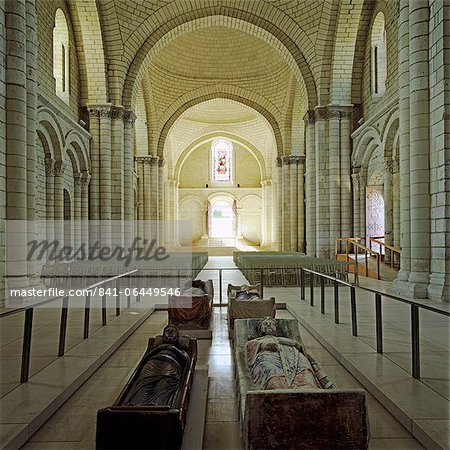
top-left (18, 256), bottom-right (434, 449)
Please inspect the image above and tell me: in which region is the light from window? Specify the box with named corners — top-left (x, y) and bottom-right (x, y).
top-left (371, 12), bottom-right (387, 96)
top-left (53, 9), bottom-right (69, 103)
top-left (212, 140), bottom-right (232, 182)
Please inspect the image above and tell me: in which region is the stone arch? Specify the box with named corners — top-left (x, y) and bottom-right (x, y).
top-left (37, 109), bottom-right (64, 161)
top-left (157, 90), bottom-right (283, 159)
top-left (381, 108), bottom-right (399, 157)
top-left (67, 0), bottom-right (108, 105)
top-left (121, 8), bottom-right (318, 109)
top-left (174, 131), bottom-right (267, 182)
top-left (64, 130), bottom-right (90, 172)
top-left (329, 0), bottom-right (365, 104)
top-left (352, 127), bottom-right (381, 167)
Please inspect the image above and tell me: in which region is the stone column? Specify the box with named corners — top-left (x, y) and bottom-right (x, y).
top-left (26, 0), bottom-right (37, 280)
top-left (384, 157), bottom-right (394, 265)
top-left (340, 108), bottom-right (353, 240)
top-left (328, 108), bottom-right (341, 250)
top-left (53, 160), bottom-right (65, 243)
top-left (392, 159), bottom-right (400, 250)
top-left (276, 159), bottom-right (283, 250)
top-left (314, 107), bottom-right (329, 257)
top-left (359, 171), bottom-right (367, 239)
top-left (80, 172), bottom-right (90, 246)
top-left (351, 171), bottom-right (360, 238)
top-left (45, 158), bottom-right (55, 243)
top-left (5, 0), bottom-right (28, 283)
top-left (392, 0), bottom-right (412, 293)
top-left (111, 106), bottom-right (124, 221)
top-left (281, 159), bottom-right (290, 250)
top-left (124, 111), bottom-right (136, 246)
top-left (304, 111), bottom-right (316, 256)
top-left (298, 156), bottom-right (306, 253)
top-left (287, 156), bottom-right (298, 252)
top-left (73, 172), bottom-right (82, 248)
top-left (99, 107), bottom-right (112, 246)
top-left (135, 156), bottom-right (152, 241)
top-left (158, 158), bottom-right (165, 244)
top-left (407, 0), bottom-right (431, 297)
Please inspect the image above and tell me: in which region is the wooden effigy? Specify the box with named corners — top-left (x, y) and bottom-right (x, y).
top-left (96, 325), bottom-right (197, 449)
top-left (168, 279), bottom-right (213, 334)
top-left (234, 318), bottom-right (369, 449)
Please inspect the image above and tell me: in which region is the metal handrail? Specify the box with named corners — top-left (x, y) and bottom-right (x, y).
top-left (299, 267), bottom-right (449, 379)
top-left (1, 269), bottom-right (138, 382)
top-left (368, 236), bottom-right (401, 269)
top-left (335, 237), bottom-right (381, 279)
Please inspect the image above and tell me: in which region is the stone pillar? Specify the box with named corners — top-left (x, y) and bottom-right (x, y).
top-left (427, 0), bottom-right (450, 300)
top-left (287, 156), bottom-right (298, 251)
top-left (392, 159), bottom-right (400, 250)
top-left (304, 111), bottom-right (316, 256)
top-left (53, 160), bottom-right (65, 243)
top-left (351, 170), bottom-right (361, 238)
top-left (73, 172), bottom-right (82, 248)
top-left (111, 106), bottom-right (124, 221)
top-left (298, 156), bottom-right (306, 253)
top-left (5, 0), bottom-right (28, 282)
top-left (26, 0), bottom-right (37, 280)
top-left (281, 159), bottom-right (290, 250)
top-left (314, 108), bottom-right (329, 257)
top-left (158, 158), bottom-right (165, 244)
top-left (340, 109), bottom-right (353, 240)
top-left (328, 109), bottom-right (341, 249)
top-left (135, 156), bottom-right (152, 241)
top-left (124, 111), bottom-right (136, 246)
top-left (99, 108), bottom-right (112, 246)
top-left (80, 172), bottom-right (90, 245)
top-left (276, 159), bottom-right (283, 250)
top-left (45, 158), bottom-right (55, 243)
top-left (384, 157), bottom-right (394, 265)
top-left (392, 0), bottom-right (412, 293)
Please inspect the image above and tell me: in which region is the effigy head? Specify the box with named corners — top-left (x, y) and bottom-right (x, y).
top-left (258, 317), bottom-right (277, 336)
top-left (163, 324), bottom-right (179, 343)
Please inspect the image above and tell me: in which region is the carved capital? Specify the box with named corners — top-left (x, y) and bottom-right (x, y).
top-left (54, 160), bottom-right (65, 177)
top-left (150, 156), bottom-right (160, 166)
top-left (124, 110), bottom-right (137, 125)
top-left (45, 158), bottom-right (55, 176)
top-left (110, 106), bottom-right (125, 121)
top-left (158, 157), bottom-right (166, 168)
top-left (303, 110), bottom-right (315, 125)
top-left (80, 172), bottom-right (91, 190)
top-left (135, 156), bottom-right (153, 165)
top-left (275, 157), bottom-right (283, 167)
top-left (87, 105), bottom-right (113, 119)
top-left (74, 172), bottom-right (83, 190)
top-left (314, 107), bottom-right (328, 121)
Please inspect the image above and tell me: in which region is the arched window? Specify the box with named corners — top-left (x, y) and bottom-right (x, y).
top-left (371, 12), bottom-right (387, 96)
top-left (53, 9), bottom-right (69, 103)
top-left (211, 139), bottom-right (233, 182)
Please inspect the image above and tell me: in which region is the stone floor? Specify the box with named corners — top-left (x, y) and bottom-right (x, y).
top-left (16, 256), bottom-right (434, 450)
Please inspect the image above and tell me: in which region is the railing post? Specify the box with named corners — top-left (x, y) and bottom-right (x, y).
top-left (334, 280), bottom-right (339, 324)
top-left (377, 255), bottom-right (380, 280)
top-left (20, 308), bottom-right (34, 383)
top-left (320, 276), bottom-right (325, 314)
top-left (310, 273), bottom-right (314, 306)
top-left (350, 286), bottom-right (357, 336)
top-left (300, 268), bottom-right (305, 301)
top-left (115, 279), bottom-right (120, 316)
top-left (375, 293), bottom-right (383, 353)
top-left (83, 292), bottom-right (91, 339)
top-left (365, 251), bottom-right (369, 277)
top-left (411, 304), bottom-right (420, 378)
top-left (58, 296), bottom-right (69, 356)
top-left (101, 293), bottom-right (107, 326)
top-left (219, 269), bottom-right (223, 305)
top-left (260, 269), bottom-right (264, 298)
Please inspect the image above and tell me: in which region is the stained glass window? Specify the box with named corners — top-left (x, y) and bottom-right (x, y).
top-left (212, 140), bottom-right (232, 182)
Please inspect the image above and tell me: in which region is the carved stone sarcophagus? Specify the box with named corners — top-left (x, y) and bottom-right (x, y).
top-left (96, 325), bottom-right (197, 449)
